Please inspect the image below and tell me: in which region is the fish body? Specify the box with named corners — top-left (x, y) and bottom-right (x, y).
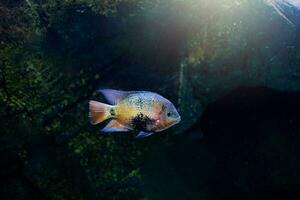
top-left (89, 89), bottom-right (181, 138)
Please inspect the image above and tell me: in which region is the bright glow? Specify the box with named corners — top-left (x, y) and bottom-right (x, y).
top-left (265, 0), bottom-right (300, 24)
top-left (266, 0), bottom-right (300, 9)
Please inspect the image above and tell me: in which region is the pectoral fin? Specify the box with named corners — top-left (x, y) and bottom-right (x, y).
top-left (101, 120), bottom-right (131, 133)
top-left (135, 131), bottom-right (154, 138)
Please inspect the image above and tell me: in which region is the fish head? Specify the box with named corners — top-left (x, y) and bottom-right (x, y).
top-left (155, 100), bottom-right (181, 132)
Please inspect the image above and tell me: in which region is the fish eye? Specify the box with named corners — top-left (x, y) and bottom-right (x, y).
top-left (167, 112), bottom-right (171, 117)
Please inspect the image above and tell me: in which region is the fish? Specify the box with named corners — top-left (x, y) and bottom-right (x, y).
top-left (89, 89), bottom-right (181, 138)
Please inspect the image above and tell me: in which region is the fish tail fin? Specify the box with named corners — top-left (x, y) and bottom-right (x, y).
top-left (89, 100), bottom-right (113, 125)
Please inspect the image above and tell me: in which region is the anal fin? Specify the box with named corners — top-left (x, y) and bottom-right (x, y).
top-left (101, 120), bottom-right (131, 133)
top-left (135, 131), bottom-right (154, 138)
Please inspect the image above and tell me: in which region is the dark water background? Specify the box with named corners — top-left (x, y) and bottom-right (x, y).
top-left (1, 0), bottom-right (300, 199)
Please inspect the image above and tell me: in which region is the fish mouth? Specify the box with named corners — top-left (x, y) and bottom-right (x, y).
top-left (174, 116), bottom-right (181, 124)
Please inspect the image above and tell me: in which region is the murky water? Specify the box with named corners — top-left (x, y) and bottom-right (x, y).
top-left (1, 0), bottom-right (300, 199)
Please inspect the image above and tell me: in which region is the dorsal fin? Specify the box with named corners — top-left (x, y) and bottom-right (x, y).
top-left (98, 89), bottom-right (134, 105)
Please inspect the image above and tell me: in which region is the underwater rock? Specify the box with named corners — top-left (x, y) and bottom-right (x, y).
top-left (175, 1), bottom-right (300, 134)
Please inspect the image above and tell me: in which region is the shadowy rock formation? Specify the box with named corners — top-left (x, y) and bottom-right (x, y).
top-left (200, 87), bottom-right (300, 200)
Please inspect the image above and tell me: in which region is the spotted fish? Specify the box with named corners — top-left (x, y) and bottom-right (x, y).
top-left (89, 89), bottom-right (181, 138)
